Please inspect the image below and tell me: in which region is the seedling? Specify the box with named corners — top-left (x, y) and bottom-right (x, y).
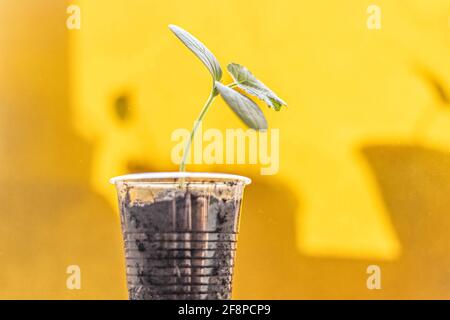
top-left (169, 24), bottom-right (287, 172)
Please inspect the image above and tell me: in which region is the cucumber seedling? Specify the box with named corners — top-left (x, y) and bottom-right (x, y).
top-left (169, 24), bottom-right (287, 172)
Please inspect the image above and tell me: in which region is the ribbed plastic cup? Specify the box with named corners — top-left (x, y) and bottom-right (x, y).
top-left (110, 172), bottom-right (251, 300)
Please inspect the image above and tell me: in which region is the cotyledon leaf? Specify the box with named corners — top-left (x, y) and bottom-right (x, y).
top-left (169, 24), bottom-right (222, 81)
top-left (227, 63), bottom-right (287, 111)
top-left (215, 82), bottom-right (267, 130)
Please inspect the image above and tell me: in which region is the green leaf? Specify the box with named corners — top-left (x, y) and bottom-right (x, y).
top-left (169, 24), bottom-right (222, 81)
top-left (227, 63), bottom-right (287, 111)
top-left (215, 82), bottom-right (268, 130)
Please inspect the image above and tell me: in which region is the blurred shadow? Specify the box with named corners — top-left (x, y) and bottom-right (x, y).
top-left (412, 66), bottom-right (449, 141)
top-left (360, 143), bottom-right (450, 298)
top-left (0, 1), bottom-right (126, 299)
top-left (414, 65), bottom-right (449, 106)
top-left (234, 176), bottom-right (377, 299)
top-left (234, 163), bottom-right (450, 299)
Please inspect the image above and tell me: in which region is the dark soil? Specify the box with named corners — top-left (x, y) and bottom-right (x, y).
top-left (119, 188), bottom-right (242, 300)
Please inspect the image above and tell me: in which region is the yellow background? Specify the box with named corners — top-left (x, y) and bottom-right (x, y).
top-left (0, 0), bottom-right (449, 299)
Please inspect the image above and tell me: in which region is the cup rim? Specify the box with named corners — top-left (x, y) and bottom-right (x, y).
top-left (109, 172), bottom-right (252, 185)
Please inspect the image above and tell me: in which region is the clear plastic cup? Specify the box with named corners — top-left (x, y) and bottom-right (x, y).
top-left (110, 172), bottom-right (251, 300)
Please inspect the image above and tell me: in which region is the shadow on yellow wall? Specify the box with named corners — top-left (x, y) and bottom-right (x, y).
top-left (0, 0), bottom-right (449, 299)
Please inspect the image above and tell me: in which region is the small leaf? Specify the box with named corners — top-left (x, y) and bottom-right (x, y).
top-left (227, 63), bottom-right (287, 111)
top-left (215, 82), bottom-right (268, 130)
top-left (169, 24), bottom-right (222, 81)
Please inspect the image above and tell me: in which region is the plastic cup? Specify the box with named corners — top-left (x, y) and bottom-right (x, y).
top-left (110, 172), bottom-right (251, 300)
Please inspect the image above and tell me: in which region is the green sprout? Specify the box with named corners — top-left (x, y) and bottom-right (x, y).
top-left (169, 24), bottom-right (287, 172)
